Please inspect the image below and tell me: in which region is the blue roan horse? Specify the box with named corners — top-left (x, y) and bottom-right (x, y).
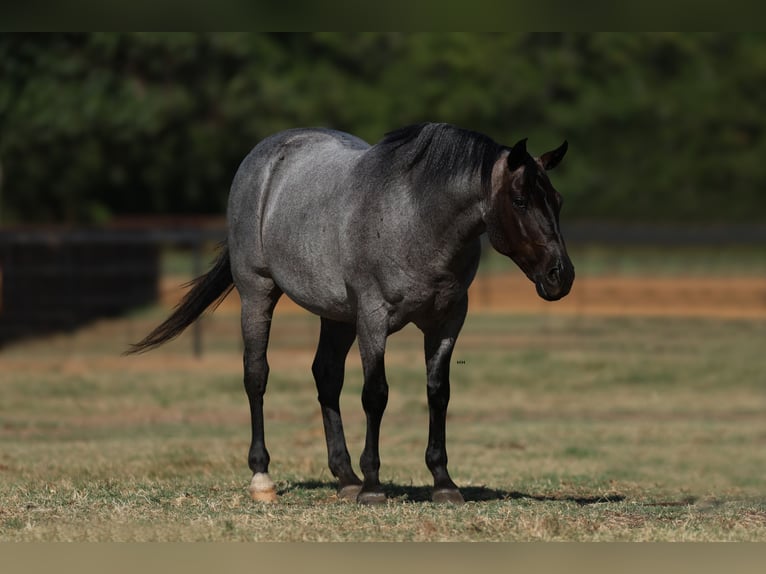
top-left (129, 123), bottom-right (574, 504)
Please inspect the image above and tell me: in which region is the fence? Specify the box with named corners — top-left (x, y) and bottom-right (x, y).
top-left (1, 222), bottom-right (764, 350)
top-left (0, 225), bottom-right (224, 348)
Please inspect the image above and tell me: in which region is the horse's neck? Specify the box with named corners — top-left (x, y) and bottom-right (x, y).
top-left (415, 177), bottom-right (486, 271)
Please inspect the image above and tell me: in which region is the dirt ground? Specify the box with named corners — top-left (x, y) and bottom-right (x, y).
top-left (162, 274), bottom-right (766, 320)
top-left (467, 274), bottom-right (766, 319)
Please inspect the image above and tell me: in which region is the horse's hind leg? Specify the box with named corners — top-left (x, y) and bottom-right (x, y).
top-left (240, 279), bottom-right (282, 502)
top-left (355, 310), bottom-right (390, 505)
top-left (312, 317), bottom-right (362, 500)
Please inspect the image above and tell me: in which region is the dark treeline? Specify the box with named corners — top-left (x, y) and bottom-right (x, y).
top-left (1, 33), bottom-right (765, 224)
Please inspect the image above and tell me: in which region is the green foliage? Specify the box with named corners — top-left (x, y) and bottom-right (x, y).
top-left (2, 33), bottom-right (766, 223)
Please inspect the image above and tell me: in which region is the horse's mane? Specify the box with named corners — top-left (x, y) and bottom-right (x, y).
top-left (374, 123), bottom-right (503, 197)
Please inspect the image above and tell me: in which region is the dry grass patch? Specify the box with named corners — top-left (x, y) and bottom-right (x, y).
top-left (1, 301), bottom-right (765, 541)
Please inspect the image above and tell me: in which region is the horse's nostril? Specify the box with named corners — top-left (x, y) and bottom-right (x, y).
top-left (546, 267), bottom-right (560, 285)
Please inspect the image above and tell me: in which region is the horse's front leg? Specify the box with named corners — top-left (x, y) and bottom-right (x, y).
top-left (422, 295), bottom-right (468, 504)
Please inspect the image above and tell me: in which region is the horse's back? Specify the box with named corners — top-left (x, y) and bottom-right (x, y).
top-left (228, 128), bottom-right (369, 319)
top-left (229, 128), bottom-right (368, 210)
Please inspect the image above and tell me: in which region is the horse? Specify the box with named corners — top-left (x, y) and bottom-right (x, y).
top-left (128, 122), bottom-right (574, 504)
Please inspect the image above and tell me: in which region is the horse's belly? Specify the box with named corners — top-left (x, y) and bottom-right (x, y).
top-left (281, 279), bottom-right (354, 322)
top-left (268, 252), bottom-right (355, 322)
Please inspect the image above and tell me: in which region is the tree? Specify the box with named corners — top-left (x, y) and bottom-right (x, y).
top-left (1, 33), bottom-right (765, 224)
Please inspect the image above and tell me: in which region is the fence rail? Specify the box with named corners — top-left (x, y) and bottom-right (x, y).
top-left (1, 222), bottom-right (764, 349)
top-left (562, 222), bottom-right (766, 246)
top-left (3, 222), bottom-right (765, 247)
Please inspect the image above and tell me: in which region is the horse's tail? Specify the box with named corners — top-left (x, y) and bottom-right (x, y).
top-left (125, 245), bottom-right (234, 355)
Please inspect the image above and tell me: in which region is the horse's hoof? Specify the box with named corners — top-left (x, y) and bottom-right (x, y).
top-left (357, 490), bottom-right (387, 505)
top-left (338, 484), bottom-right (363, 501)
top-left (248, 472), bottom-right (278, 503)
top-left (249, 488), bottom-right (278, 503)
top-left (432, 488), bottom-right (465, 504)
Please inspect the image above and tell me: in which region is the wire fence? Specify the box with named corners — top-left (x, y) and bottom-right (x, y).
top-left (0, 226), bottom-right (221, 348)
top-left (1, 222), bottom-right (764, 352)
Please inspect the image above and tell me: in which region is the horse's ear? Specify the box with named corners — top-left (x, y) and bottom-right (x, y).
top-left (507, 138), bottom-right (528, 171)
top-left (540, 140), bottom-right (568, 171)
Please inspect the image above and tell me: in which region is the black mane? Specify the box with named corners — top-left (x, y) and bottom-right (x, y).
top-left (376, 123), bottom-right (504, 195)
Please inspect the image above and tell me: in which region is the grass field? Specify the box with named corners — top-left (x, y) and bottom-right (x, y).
top-left (2, 271), bottom-right (765, 541)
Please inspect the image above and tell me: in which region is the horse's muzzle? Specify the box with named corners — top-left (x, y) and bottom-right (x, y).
top-left (535, 259), bottom-right (574, 302)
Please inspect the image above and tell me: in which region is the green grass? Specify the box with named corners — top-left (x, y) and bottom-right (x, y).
top-left (1, 306), bottom-right (765, 541)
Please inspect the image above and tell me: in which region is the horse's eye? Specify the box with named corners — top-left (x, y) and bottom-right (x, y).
top-left (512, 197), bottom-right (527, 210)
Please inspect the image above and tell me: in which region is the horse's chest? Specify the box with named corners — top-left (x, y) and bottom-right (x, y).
top-left (429, 276), bottom-right (468, 312)
top-left (384, 273), bottom-right (468, 329)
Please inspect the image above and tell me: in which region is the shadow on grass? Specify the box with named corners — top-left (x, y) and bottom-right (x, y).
top-left (285, 480), bottom-right (626, 505)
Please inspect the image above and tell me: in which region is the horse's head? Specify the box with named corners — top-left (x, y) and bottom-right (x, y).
top-left (485, 138), bottom-right (574, 301)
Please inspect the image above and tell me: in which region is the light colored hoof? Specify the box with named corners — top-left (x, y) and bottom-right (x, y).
top-left (338, 484), bottom-right (363, 501)
top-left (432, 488), bottom-right (465, 504)
top-left (248, 472), bottom-right (278, 503)
top-left (249, 488), bottom-right (278, 502)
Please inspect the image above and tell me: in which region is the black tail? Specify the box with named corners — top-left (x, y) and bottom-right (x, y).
top-left (125, 246), bottom-right (234, 355)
